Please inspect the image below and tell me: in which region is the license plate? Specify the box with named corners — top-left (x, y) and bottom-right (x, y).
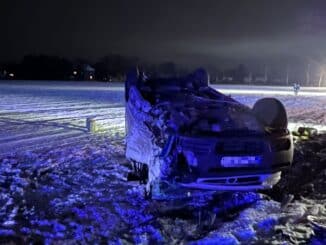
top-left (221, 156), bottom-right (262, 167)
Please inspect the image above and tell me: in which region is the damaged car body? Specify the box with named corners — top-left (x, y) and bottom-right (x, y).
top-left (125, 68), bottom-right (294, 198)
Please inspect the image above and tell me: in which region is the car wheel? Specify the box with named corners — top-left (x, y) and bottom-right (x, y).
top-left (192, 68), bottom-right (209, 88)
top-left (252, 98), bottom-right (288, 129)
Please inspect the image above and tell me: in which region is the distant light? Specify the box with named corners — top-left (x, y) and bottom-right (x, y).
top-left (9, 73), bottom-right (14, 77)
top-left (212, 85), bottom-right (326, 96)
top-left (90, 75), bottom-right (93, 80)
top-left (73, 71), bottom-right (77, 75)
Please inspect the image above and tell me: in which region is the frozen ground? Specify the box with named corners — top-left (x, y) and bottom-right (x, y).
top-left (0, 81), bottom-right (325, 244)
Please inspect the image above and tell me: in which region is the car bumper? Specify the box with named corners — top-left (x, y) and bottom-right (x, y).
top-left (179, 171), bottom-right (281, 191)
top-left (175, 131), bottom-right (293, 190)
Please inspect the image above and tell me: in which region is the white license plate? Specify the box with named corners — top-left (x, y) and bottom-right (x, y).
top-left (221, 156), bottom-right (262, 167)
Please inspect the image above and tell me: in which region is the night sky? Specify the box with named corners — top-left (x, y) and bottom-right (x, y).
top-left (1, 0), bottom-right (326, 67)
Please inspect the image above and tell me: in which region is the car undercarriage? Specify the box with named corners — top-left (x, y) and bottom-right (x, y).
top-left (125, 68), bottom-right (294, 198)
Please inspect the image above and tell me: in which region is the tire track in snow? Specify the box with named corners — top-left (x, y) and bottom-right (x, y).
top-left (0, 131), bottom-right (86, 155)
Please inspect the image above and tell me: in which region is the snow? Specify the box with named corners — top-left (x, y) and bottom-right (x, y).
top-left (0, 81), bottom-right (125, 155)
top-left (0, 80), bottom-right (326, 243)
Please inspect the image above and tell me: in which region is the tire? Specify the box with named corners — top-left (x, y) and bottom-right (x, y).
top-left (192, 68), bottom-right (209, 88)
top-left (252, 98), bottom-right (288, 129)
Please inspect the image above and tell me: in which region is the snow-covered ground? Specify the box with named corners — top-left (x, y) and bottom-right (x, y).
top-left (0, 81), bottom-right (325, 244)
top-left (0, 81), bottom-right (125, 155)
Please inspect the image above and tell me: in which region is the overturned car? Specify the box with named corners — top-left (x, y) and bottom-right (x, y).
top-left (125, 68), bottom-right (293, 198)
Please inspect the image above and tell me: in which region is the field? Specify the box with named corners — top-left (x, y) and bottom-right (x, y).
top-left (0, 81), bottom-right (325, 243)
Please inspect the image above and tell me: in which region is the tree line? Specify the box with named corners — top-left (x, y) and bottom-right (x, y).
top-left (1, 54), bottom-right (325, 86)
top-left (0, 54), bottom-right (182, 81)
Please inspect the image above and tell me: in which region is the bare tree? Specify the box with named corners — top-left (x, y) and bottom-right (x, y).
top-left (318, 70), bottom-right (324, 87)
top-left (306, 63), bottom-right (310, 86)
top-left (286, 65), bottom-right (290, 86)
